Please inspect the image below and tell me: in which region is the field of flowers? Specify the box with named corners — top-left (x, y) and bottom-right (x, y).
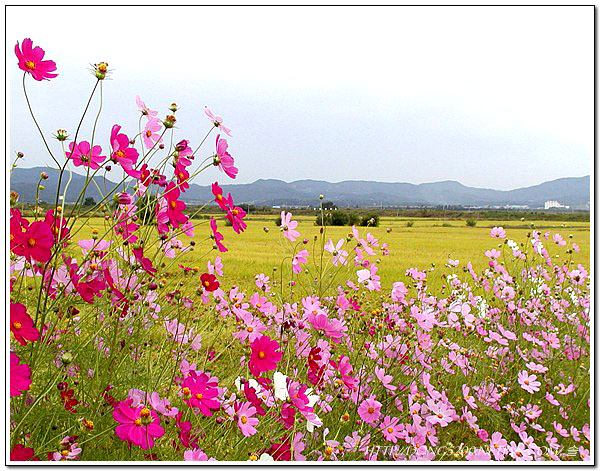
top-left (9, 39), bottom-right (591, 462)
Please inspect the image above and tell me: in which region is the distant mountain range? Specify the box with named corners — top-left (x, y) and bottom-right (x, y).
top-left (10, 167), bottom-right (590, 210)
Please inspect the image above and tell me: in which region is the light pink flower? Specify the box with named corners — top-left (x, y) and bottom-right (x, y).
top-left (205, 107), bottom-right (232, 136)
top-left (280, 212), bottom-right (300, 242)
top-left (518, 370), bottom-right (541, 394)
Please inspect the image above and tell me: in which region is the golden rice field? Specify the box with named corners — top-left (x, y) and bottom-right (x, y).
top-left (72, 215), bottom-right (590, 294)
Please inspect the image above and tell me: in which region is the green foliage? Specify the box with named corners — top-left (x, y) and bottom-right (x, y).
top-left (83, 196), bottom-right (96, 207)
top-left (466, 219), bottom-right (477, 227)
top-left (406, 220), bottom-right (414, 227)
top-left (136, 194), bottom-right (158, 225)
top-left (359, 213), bottom-right (380, 227)
top-left (316, 210), bottom-right (360, 226)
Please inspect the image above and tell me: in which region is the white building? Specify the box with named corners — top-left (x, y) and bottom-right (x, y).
top-left (544, 200), bottom-right (570, 210)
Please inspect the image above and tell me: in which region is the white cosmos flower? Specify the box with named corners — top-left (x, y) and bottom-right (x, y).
top-left (273, 372), bottom-right (289, 401)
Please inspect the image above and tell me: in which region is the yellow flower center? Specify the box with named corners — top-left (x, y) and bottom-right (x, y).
top-left (61, 450), bottom-right (69, 457)
top-left (247, 327), bottom-right (254, 332)
top-left (25, 60), bottom-right (35, 70)
top-left (13, 322), bottom-right (22, 330)
top-left (134, 418), bottom-right (142, 426)
top-left (249, 455), bottom-right (258, 461)
top-left (195, 393), bottom-right (204, 400)
top-left (182, 387), bottom-right (190, 396)
top-left (387, 427), bottom-right (394, 433)
top-left (437, 413), bottom-right (443, 419)
top-left (27, 238), bottom-right (36, 247)
top-left (140, 407), bottom-right (151, 418)
top-left (232, 210), bottom-right (239, 216)
top-left (115, 150), bottom-right (125, 158)
top-left (146, 130), bottom-right (152, 137)
top-left (216, 194), bottom-right (223, 201)
top-left (367, 407), bottom-right (374, 414)
top-left (170, 200), bottom-right (177, 210)
top-left (325, 447), bottom-right (334, 455)
top-left (241, 416), bottom-right (248, 424)
top-left (258, 351), bottom-right (266, 359)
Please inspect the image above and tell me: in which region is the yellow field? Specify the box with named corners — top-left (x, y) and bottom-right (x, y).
top-left (72, 215), bottom-right (590, 294)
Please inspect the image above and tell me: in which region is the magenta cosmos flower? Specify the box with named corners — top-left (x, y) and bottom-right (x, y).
top-left (280, 212), bottom-right (300, 242)
top-left (15, 38), bottom-right (57, 81)
top-left (66, 141), bottom-right (106, 170)
top-left (213, 134), bottom-right (238, 179)
top-left (12, 220), bottom-right (54, 264)
top-left (113, 401), bottom-right (164, 450)
top-left (209, 217), bottom-right (227, 253)
top-left (10, 302), bottom-right (39, 346)
top-left (10, 353), bottom-right (31, 397)
top-left (110, 124), bottom-right (140, 177)
top-left (248, 335), bottom-right (283, 377)
top-left (181, 371), bottom-right (220, 416)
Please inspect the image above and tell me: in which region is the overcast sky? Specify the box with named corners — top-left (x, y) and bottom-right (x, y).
top-left (7, 6), bottom-right (593, 190)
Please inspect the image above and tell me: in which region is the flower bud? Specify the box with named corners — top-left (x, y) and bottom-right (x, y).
top-left (55, 129), bottom-right (69, 141)
top-left (40, 171), bottom-right (49, 180)
top-left (16, 152), bottom-right (24, 159)
top-left (10, 191), bottom-right (19, 204)
top-left (169, 103), bottom-right (178, 112)
top-left (319, 194), bottom-right (324, 200)
top-left (61, 352), bottom-right (73, 365)
top-left (93, 62), bottom-right (109, 80)
top-left (163, 114), bottom-right (177, 128)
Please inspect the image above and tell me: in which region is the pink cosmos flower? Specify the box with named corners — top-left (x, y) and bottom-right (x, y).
top-left (237, 402), bottom-right (259, 436)
top-left (10, 353), bottom-right (31, 397)
top-left (490, 432), bottom-right (508, 460)
top-left (205, 107), bottom-right (232, 136)
top-left (375, 366), bottom-right (396, 391)
top-left (358, 395), bottom-right (382, 425)
top-left (490, 226), bottom-right (506, 238)
top-left (110, 124), bottom-right (140, 177)
top-left (508, 441), bottom-right (533, 461)
top-left (380, 416), bottom-right (403, 443)
top-left (66, 141), bottom-right (106, 169)
top-left (292, 250), bottom-right (309, 274)
top-left (308, 312), bottom-right (347, 343)
top-left (248, 335), bottom-right (282, 377)
top-left (10, 302), bottom-right (39, 346)
top-left (357, 264), bottom-right (381, 291)
top-left (280, 212), bottom-right (300, 241)
top-left (184, 449), bottom-right (212, 461)
top-left (324, 239), bottom-right (348, 266)
top-left (136, 96), bottom-right (158, 119)
top-left (148, 392), bottom-right (179, 417)
top-left (466, 449), bottom-right (491, 461)
top-left (15, 38), bottom-right (57, 81)
top-left (518, 370), bottom-right (541, 394)
top-left (142, 119), bottom-right (162, 149)
top-left (213, 134), bottom-right (237, 179)
top-left (426, 400), bottom-right (454, 427)
top-left (210, 217), bottom-right (228, 252)
top-left (113, 401), bottom-right (165, 450)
